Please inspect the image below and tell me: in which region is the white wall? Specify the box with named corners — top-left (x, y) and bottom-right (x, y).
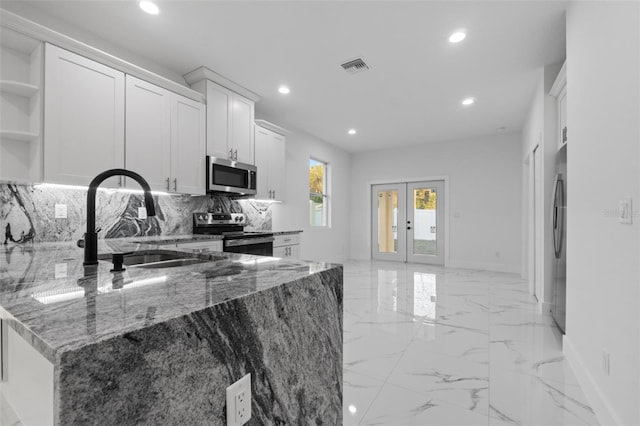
top-left (564, 2), bottom-right (640, 425)
top-left (349, 133), bottom-right (522, 273)
top-left (269, 125), bottom-right (352, 263)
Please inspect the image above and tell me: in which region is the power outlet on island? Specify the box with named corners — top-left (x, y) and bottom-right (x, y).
top-left (138, 207), bottom-right (147, 220)
top-left (226, 373), bottom-right (251, 426)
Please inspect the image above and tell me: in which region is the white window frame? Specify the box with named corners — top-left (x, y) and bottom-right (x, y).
top-left (309, 157), bottom-right (330, 228)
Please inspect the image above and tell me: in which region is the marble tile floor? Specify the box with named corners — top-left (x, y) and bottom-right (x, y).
top-left (342, 260), bottom-right (599, 426)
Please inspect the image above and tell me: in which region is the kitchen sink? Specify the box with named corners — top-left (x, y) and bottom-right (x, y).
top-left (98, 250), bottom-right (226, 269)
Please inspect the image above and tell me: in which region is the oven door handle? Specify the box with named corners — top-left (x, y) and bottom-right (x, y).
top-left (225, 237), bottom-right (274, 247)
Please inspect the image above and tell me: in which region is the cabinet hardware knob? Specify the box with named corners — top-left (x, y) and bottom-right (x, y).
top-left (173, 178), bottom-right (177, 191)
top-left (166, 177), bottom-right (170, 191)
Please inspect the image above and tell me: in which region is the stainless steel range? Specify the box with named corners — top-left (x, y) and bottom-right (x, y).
top-left (193, 212), bottom-right (274, 256)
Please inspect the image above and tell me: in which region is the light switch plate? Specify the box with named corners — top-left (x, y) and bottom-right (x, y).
top-left (138, 207), bottom-right (148, 219)
top-left (54, 204), bottom-right (67, 219)
top-left (619, 197), bottom-right (632, 224)
top-left (54, 263), bottom-right (68, 279)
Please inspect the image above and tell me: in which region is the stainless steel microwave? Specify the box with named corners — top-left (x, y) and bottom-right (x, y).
top-left (206, 156), bottom-right (257, 195)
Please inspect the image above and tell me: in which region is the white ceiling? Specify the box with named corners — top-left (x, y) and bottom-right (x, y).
top-left (3, 1), bottom-right (567, 153)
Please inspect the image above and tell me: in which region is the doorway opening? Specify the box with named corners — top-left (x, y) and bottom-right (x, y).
top-left (371, 181), bottom-right (445, 264)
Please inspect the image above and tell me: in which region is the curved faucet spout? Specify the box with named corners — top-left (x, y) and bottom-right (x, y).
top-left (84, 169), bottom-right (157, 266)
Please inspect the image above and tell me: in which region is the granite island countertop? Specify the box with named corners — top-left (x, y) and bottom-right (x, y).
top-left (0, 237), bottom-right (336, 365)
top-left (0, 237), bottom-right (343, 425)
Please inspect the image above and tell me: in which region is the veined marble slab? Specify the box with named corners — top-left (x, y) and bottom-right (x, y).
top-left (0, 183), bottom-right (272, 243)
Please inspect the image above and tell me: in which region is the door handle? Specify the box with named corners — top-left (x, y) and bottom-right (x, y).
top-left (407, 226), bottom-right (412, 230)
top-left (173, 178), bottom-right (177, 191)
top-left (166, 177), bottom-right (170, 191)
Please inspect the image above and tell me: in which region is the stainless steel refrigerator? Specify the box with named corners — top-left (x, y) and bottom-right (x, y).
top-left (551, 167), bottom-right (567, 333)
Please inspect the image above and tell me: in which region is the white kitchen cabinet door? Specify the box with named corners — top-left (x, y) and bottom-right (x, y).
top-left (268, 131), bottom-right (285, 201)
top-left (254, 125), bottom-right (285, 201)
top-left (231, 95), bottom-right (255, 164)
top-left (254, 126), bottom-right (271, 199)
top-left (125, 75), bottom-right (171, 192)
top-left (558, 87), bottom-right (567, 150)
top-left (171, 95), bottom-right (206, 195)
top-left (191, 78), bottom-right (255, 165)
top-left (203, 81), bottom-right (232, 160)
top-left (44, 44), bottom-right (124, 187)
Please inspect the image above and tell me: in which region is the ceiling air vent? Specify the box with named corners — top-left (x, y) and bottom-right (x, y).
top-left (340, 58), bottom-right (370, 75)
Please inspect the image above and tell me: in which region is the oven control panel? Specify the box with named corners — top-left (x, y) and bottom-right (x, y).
top-left (193, 212), bottom-right (246, 226)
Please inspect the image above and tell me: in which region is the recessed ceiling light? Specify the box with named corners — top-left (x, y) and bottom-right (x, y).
top-left (278, 86), bottom-right (290, 95)
top-left (449, 31), bottom-right (466, 43)
top-left (348, 129), bottom-right (357, 135)
top-left (139, 1), bottom-right (159, 15)
top-left (462, 97), bottom-right (475, 106)
top-left (348, 405), bottom-right (357, 414)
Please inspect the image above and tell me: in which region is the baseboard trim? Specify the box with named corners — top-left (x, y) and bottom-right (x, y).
top-left (538, 301), bottom-right (552, 315)
top-left (447, 260), bottom-right (520, 274)
top-left (563, 335), bottom-right (624, 426)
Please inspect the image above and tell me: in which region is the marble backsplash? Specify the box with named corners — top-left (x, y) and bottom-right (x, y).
top-left (0, 183), bottom-right (272, 244)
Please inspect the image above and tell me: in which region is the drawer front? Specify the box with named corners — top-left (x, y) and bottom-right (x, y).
top-left (273, 245), bottom-right (299, 259)
top-left (273, 234), bottom-right (300, 247)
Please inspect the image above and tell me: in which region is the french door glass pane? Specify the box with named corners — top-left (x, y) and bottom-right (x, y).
top-left (377, 190), bottom-right (398, 253)
top-left (413, 187), bottom-right (437, 255)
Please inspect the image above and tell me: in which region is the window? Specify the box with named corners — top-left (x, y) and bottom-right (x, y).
top-left (309, 158), bottom-right (329, 227)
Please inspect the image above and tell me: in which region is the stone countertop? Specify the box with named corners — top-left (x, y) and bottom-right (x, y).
top-left (271, 230), bottom-right (303, 236)
top-left (0, 238), bottom-right (338, 365)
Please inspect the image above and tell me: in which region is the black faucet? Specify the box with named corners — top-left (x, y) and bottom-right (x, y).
top-left (83, 169), bottom-right (156, 266)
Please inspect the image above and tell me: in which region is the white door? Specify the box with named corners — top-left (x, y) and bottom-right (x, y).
top-left (44, 44), bottom-right (124, 187)
top-left (125, 75), bottom-right (171, 192)
top-left (372, 183), bottom-right (407, 262)
top-left (407, 181), bottom-right (445, 264)
top-left (171, 95), bottom-right (206, 195)
top-left (372, 181), bottom-right (445, 264)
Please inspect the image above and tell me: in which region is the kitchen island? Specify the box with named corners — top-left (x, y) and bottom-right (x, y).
top-left (0, 238), bottom-right (343, 425)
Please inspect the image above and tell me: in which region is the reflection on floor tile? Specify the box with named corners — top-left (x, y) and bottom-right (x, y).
top-left (342, 260), bottom-right (599, 426)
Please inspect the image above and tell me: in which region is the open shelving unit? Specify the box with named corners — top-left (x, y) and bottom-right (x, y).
top-left (0, 26), bottom-right (43, 183)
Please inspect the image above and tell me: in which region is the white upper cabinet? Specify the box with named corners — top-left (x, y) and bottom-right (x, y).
top-left (44, 43), bottom-right (125, 187)
top-left (125, 75), bottom-right (171, 192)
top-left (254, 123), bottom-right (286, 201)
top-left (125, 75), bottom-right (205, 195)
top-left (185, 67), bottom-right (259, 165)
top-left (0, 27), bottom-right (43, 183)
top-left (171, 95), bottom-right (206, 195)
top-left (550, 61), bottom-right (567, 151)
top-left (230, 94), bottom-right (255, 164)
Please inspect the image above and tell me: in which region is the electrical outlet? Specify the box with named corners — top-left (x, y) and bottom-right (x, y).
top-left (138, 207), bottom-right (147, 219)
top-left (226, 373), bottom-right (251, 426)
top-left (54, 204), bottom-right (67, 219)
top-left (602, 349), bottom-right (610, 375)
top-left (619, 197), bottom-right (632, 224)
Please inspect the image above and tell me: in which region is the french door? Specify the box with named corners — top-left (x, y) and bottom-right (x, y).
top-left (372, 181), bottom-right (445, 264)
